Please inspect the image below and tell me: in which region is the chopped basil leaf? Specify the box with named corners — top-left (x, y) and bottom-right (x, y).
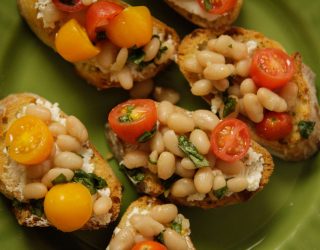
top-left (155, 231), bottom-right (165, 244)
top-left (126, 168), bottom-right (145, 184)
top-left (178, 135), bottom-right (209, 168)
top-left (214, 186), bottom-right (228, 199)
top-left (128, 48), bottom-right (145, 65)
top-left (72, 170), bottom-right (107, 194)
top-left (12, 199), bottom-right (24, 209)
top-left (118, 105), bottom-right (135, 123)
top-left (156, 46), bottom-right (168, 60)
top-left (223, 97), bottom-right (237, 117)
top-left (30, 199), bottom-right (44, 217)
top-left (171, 221), bottom-right (182, 234)
top-left (148, 157), bottom-right (157, 165)
top-left (137, 125), bottom-right (157, 143)
top-left (52, 173), bottom-right (68, 185)
top-left (203, 0), bottom-right (213, 11)
top-left (298, 120), bottom-right (315, 139)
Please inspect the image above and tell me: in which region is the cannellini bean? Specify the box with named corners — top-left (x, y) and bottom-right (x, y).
top-left (155, 41), bottom-right (175, 65)
top-left (203, 64), bottom-right (233, 81)
top-left (235, 58), bottom-right (252, 77)
top-left (129, 79), bottom-right (154, 99)
top-left (228, 84), bottom-right (241, 97)
top-left (134, 234), bottom-right (153, 244)
top-left (56, 134), bottom-right (81, 152)
top-left (157, 151), bottom-right (176, 180)
top-left (212, 79), bottom-right (229, 92)
top-left (150, 204), bottom-right (178, 224)
top-left (109, 226), bottom-right (136, 250)
top-left (163, 130), bottom-right (184, 157)
top-left (163, 229), bottom-right (189, 250)
top-left (171, 178), bottom-right (196, 197)
top-left (182, 56), bottom-right (203, 73)
top-left (66, 116), bottom-right (88, 143)
top-left (238, 98), bottom-right (247, 116)
top-left (213, 175), bottom-right (226, 190)
top-left (279, 81), bottom-right (298, 111)
top-left (158, 101), bottom-right (175, 125)
top-left (227, 176), bottom-right (248, 192)
top-left (243, 93), bottom-right (264, 123)
top-left (215, 159), bottom-right (245, 176)
top-left (143, 37), bottom-right (161, 62)
top-left (117, 66), bottom-right (133, 90)
top-left (231, 42), bottom-right (248, 61)
top-left (181, 157), bottom-right (196, 170)
top-left (96, 42), bottom-right (117, 69)
top-left (41, 168), bottom-right (74, 188)
top-left (23, 182), bottom-right (48, 200)
top-left (26, 105), bottom-right (51, 123)
top-left (123, 150), bottom-right (148, 169)
top-left (48, 122), bottom-right (67, 137)
top-left (191, 79), bottom-right (214, 96)
top-left (194, 167), bottom-right (213, 194)
top-left (257, 88), bottom-right (287, 112)
top-left (54, 152), bottom-right (83, 170)
top-left (27, 160), bottom-right (52, 179)
top-left (196, 50), bottom-right (225, 67)
top-left (150, 131), bottom-right (165, 153)
top-left (167, 112), bottom-right (195, 134)
top-left (81, 0), bottom-right (95, 6)
top-left (130, 214), bottom-right (164, 237)
top-left (189, 129), bottom-right (211, 155)
top-left (93, 196), bottom-right (112, 216)
top-left (175, 160), bottom-right (195, 178)
top-left (240, 78), bottom-right (257, 95)
top-left (153, 87), bottom-right (180, 104)
top-left (192, 110), bottom-right (220, 131)
top-left (111, 48), bottom-right (128, 72)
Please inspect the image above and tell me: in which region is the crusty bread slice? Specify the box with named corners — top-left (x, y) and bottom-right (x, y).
top-left (0, 93), bottom-right (122, 229)
top-left (177, 27), bottom-right (320, 161)
top-left (164, 0), bottom-right (243, 31)
top-left (107, 196), bottom-right (195, 249)
top-left (17, 0), bottom-right (180, 89)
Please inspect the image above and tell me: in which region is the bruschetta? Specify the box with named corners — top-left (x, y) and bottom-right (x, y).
top-left (0, 93), bottom-right (122, 231)
top-left (107, 196), bottom-right (195, 250)
top-left (105, 99), bottom-right (274, 208)
top-left (164, 0), bottom-right (243, 30)
top-left (177, 27), bottom-right (320, 161)
top-left (17, 0), bottom-right (179, 90)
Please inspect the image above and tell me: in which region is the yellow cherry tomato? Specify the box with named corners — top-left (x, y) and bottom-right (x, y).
top-left (5, 115), bottom-right (53, 165)
top-left (55, 19), bottom-right (100, 62)
top-left (106, 6), bottom-right (153, 48)
top-left (44, 183), bottom-right (93, 232)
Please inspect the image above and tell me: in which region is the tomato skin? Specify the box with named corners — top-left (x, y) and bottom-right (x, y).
top-left (52, 0), bottom-right (85, 12)
top-left (250, 48), bottom-right (295, 90)
top-left (44, 183), bottom-right (92, 232)
top-left (210, 118), bottom-right (251, 162)
top-left (131, 241), bottom-right (167, 250)
top-left (108, 99), bottom-right (157, 144)
top-left (5, 115), bottom-right (54, 165)
top-left (255, 112), bottom-right (293, 141)
top-left (197, 0), bottom-right (237, 14)
top-left (85, 1), bottom-right (124, 42)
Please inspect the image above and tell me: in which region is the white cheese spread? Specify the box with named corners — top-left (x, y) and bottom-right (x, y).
top-left (246, 40), bottom-right (258, 55)
top-left (243, 147), bottom-right (264, 191)
top-left (35, 0), bottom-right (62, 29)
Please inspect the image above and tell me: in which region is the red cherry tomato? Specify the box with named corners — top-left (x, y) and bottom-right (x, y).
top-left (108, 99), bottom-right (157, 144)
top-left (250, 48), bottom-right (295, 90)
top-left (52, 0), bottom-right (85, 12)
top-left (210, 118), bottom-right (251, 162)
top-left (131, 241), bottom-right (167, 250)
top-left (85, 1), bottom-right (124, 42)
top-left (255, 111), bottom-right (293, 141)
top-left (197, 0), bottom-right (237, 14)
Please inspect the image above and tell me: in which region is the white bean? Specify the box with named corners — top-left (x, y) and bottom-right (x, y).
top-left (157, 101), bottom-right (175, 125)
top-left (240, 78), bottom-right (257, 95)
top-left (111, 48), bottom-right (128, 72)
top-left (212, 79), bottom-right (230, 92)
top-left (215, 159), bottom-right (245, 176)
top-left (27, 160), bottom-right (52, 179)
top-left (66, 116), bottom-right (88, 143)
top-left (123, 150), bottom-right (148, 169)
top-left (48, 122), bottom-right (67, 137)
top-left (93, 196), bottom-right (112, 216)
top-left (23, 182), bottom-right (48, 200)
top-left (231, 42), bottom-right (248, 61)
top-left (191, 79), bottom-right (214, 96)
top-left (189, 129), bottom-right (211, 155)
top-left (180, 157), bottom-right (196, 170)
top-left (228, 84), bottom-right (241, 97)
top-left (163, 229), bottom-right (188, 250)
top-left (129, 79), bottom-right (154, 99)
top-left (279, 81), bottom-right (298, 111)
top-left (203, 64), bottom-right (232, 81)
top-left (257, 88), bottom-right (287, 112)
top-left (26, 105), bottom-right (51, 123)
top-left (167, 112), bottom-right (195, 134)
top-left (109, 226), bottom-right (136, 250)
top-left (196, 50), bottom-right (225, 67)
top-left (175, 160), bottom-right (195, 178)
top-left (41, 168), bottom-right (74, 188)
top-left (235, 58), bottom-right (252, 77)
top-left (54, 152), bottom-right (83, 170)
top-left (56, 134), bottom-right (81, 152)
top-left (154, 41), bottom-right (175, 65)
top-left (227, 176), bottom-right (248, 192)
top-left (238, 98), bottom-right (247, 116)
top-left (153, 87), bottom-right (180, 104)
top-left (192, 110), bottom-right (220, 131)
top-left (130, 214), bottom-right (164, 237)
top-left (171, 178), bottom-right (196, 197)
top-left (150, 131), bottom-right (165, 153)
top-left (143, 37), bottom-right (161, 62)
top-left (243, 93), bottom-right (264, 123)
top-left (117, 66), bottom-right (133, 90)
top-left (157, 151), bottom-right (176, 180)
top-left (213, 175), bottom-right (226, 190)
top-left (150, 204), bottom-right (178, 224)
top-left (96, 41), bottom-right (117, 70)
top-left (182, 56), bottom-right (203, 73)
top-left (194, 167), bottom-right (213, 194)
top-left (163, 130), bottom-right (184, 157)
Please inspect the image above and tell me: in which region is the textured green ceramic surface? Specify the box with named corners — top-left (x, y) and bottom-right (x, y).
top-left (0, 0), bottom-right (319, 249)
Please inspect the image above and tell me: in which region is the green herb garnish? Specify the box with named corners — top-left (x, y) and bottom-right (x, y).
top-left (118, 105), bottom-right (135, 123)
top-left (223, 97), bottom-right (237, 117)
top-left (137, 125), bottom-right (157, 143)
top-left (12, 199), bottom-right (24, 210)
top-left (298, 120), bottom-right (316, 139)
top-left (30, 199), bottom-right (44, 217)
top-left (72, 170), bottom-right (107, 194)
top-left (52, 173), bottom-right (68, 185)
top-left (155, 231), bottom-right (165, 244)
top-left (203, 0), bottom-right (213, 12)
top-left (214, 186), bottom-right (228, 199)
top-left (171, 221), bottom-right (182, 234)
top-left (120, 164), bottom-right (145, 185)
top-left (128, 48), bottom-right (145, 65)
top-left (156, 46), bottom-right (168, 60)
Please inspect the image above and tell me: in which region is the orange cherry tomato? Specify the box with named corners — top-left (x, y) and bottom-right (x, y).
top-left (108, 99), bottom-right (157, 144)
top-left (197, 0), bottom-right (237, 14)
top-left (5, 115), bottom-right (54, 165)
top-left (44, 183), bottom-right (92, 232)
top-left (210, 118), bottom-right (250, 162)
top-left (106, 6), bottom-right (153, 48)
top-left (55, 19), bottom-right (100, 62)
top-left (250, 48), bottom-right (295, 90)
top-left (131, 241), bottom-right (167, 250)
top-left (255, 111), bottom-right (293, 141)
top-left (52, 0), bottom-right (85, 12)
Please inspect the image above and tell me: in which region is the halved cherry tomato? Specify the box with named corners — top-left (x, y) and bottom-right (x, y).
top-left (5, 115), bottom-right (54, 165)
top-left (106, 6), bottom-right (152, 48)
top-left (250, 48), bottom-right (295, 90)
top-left (255, 111), bottom-right (293, 141)
top-left (55, 19), bottom-right (100, 62)
top-left (210, 118), bottom-right (250, 162)
top-left (44, 183), bottom-right (92, 232)
top-left (108, 99), bottom-right (157, 144)
top-left (85, 1), bottom-right (124, 42)
top-left (197, 0), bottom-right (237, 14)
top-left (52, 0), bottom-right (85, 12)
top-left (132, 241), bottom-right (167, 250)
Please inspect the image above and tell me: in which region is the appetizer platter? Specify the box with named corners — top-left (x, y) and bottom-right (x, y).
top-left (1, 0), bottom-right (320, 249)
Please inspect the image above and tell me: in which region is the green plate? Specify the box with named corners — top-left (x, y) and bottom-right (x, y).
top-left (0, 0), bottom-right (319, 249)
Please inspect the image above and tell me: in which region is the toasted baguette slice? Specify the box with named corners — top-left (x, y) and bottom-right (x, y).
top-left (17, 0), bottom-right (179, 89)
top-left (105, 102), bottom-right (274, 209)
top-left (164, 0), bottom-right (243, 31)
top-left (107, 196), bottom-right (195, 250)
top-left (178, 27), bottom-right (320, 161)
top-left (0, 93), bottom-right (122, 229)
